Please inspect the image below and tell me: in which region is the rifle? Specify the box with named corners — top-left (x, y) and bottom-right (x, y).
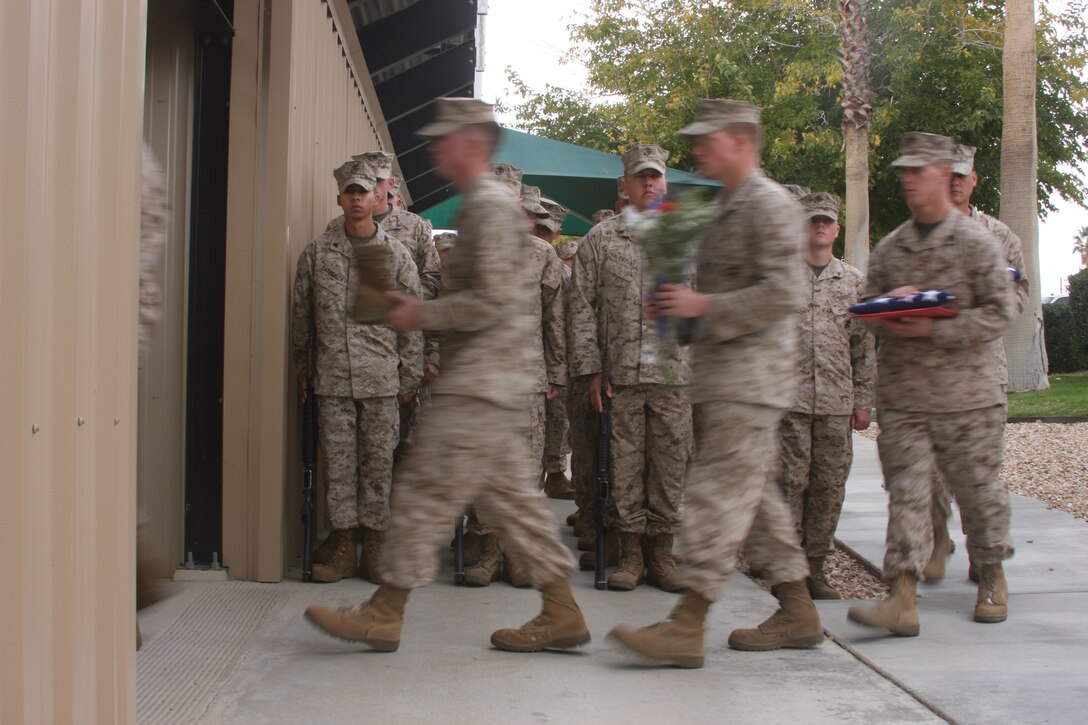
top-left (594, 345), bottom-right (611, 590)
top-left (453, 513), bottom-right (466, 585)
top-left (300, 381), bottom-right (316, 582)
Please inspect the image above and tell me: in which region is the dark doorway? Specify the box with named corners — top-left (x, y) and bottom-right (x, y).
top-left (184, 2), bottom-right (234, 565)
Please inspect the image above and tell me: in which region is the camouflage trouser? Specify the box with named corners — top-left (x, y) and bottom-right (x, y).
top-left (877, 405), bottom-right (1013, 579)
top-left (779, 412), bottom-right (854, 559)
top-left (609, 383), bottom-right (692, 535)
top-left (676, 401), bottom-right (809, 601)
top-left (569, 377), bottom-right (597, 513)
top-left (317, 395), bottom-right (399, 531)
top-left (528, 392), bottom-right (546, 473)
top-left (930, 400), bottom-right (1008, 538)
top-left (543, 390), bottom-right (571, 474)
top-left (381, 394), bottom-right (577, 589)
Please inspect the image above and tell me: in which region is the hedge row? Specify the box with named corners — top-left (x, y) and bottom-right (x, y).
top-left (1044, 268), bottom-right (1088, 373)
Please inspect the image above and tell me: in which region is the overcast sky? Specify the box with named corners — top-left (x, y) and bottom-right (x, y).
top-left (480, 0), bottom-right (1086, 294)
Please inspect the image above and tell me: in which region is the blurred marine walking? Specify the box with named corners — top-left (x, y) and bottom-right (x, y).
top-left (304, 98), bottom-right (589, 654)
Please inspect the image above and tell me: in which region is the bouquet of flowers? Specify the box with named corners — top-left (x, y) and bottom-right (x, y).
top-left (622, 189), bottom-right (717, 355)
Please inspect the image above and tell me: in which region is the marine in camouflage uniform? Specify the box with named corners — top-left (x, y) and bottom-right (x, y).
top-left (609, 101), bottom-right (823, 668)
top-left (569, 144), bottom-right (693, 592)
top-left (328, 153), bottom-right (442, 453)
top-left (924, 144), bottom-right (1029, 582)
top-left (778, 191), bottom-right (875, 599)
top-left (847, 132), bottom-right (1015, 636)
top-left (544, 237), bottom-right (579, 500)
top-left (292, 157), bottom-right (424, 584)
top-left (460, 176), bottom-right (569, 587)
top-left (305, 99), bottom-right (588, 655)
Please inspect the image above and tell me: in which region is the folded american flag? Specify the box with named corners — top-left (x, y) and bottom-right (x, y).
top-left (849, 290), bottom-right (958, 318)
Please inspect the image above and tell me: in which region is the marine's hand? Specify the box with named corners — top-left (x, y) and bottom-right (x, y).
top-left (851, 408), bottom-right (872, 431)
top-left (588, 373), bottom-right (613, 414)
top-left (386, 291), bottom-right (421, 331)
top-left (298, 374), bottom-right (308, 405)
top-left (398, 391), bottom-right (416, 406)
top-left (423, 363), bottom-right (439, 385)
top-left (885, 285), bottom-right (921, 299)
top-left (546, 384), bottom-right (562, 401)
top-left (655, 283), bottom-right (708, 318)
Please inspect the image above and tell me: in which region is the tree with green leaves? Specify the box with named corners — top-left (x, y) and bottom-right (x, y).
top-left (505, 0), bottom-right (1088, 244)
top-left (1075, 224), bottom-right (1088, 266)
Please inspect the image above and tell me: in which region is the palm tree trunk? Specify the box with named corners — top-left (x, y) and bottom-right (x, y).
top-left (1000, 0), bottom-right (1049, 391)
top-left (839, 0), bottom-right (871, 272)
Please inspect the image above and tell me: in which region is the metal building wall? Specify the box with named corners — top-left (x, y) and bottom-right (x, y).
top-left (222, 0), bottom-right (385, 581)
top-left (0, 0), bottom-right (147, 721)
top-left (139, 0), bottom-right (196, 580)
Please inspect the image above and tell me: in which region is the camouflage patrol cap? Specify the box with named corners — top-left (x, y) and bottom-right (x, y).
top-left (519, 184), bottom-right (550, 217)
top-left (333, 159), bottom-right (376, 193)
top-left (891, 132), bottom-right (956, 168)
top-left (491, 163), bottom-right (524, 196)
top-left (621, 144), bottom-right (669, 176)
top-left (679, 99), bottom-right (761, 138)
top-left (616, 176), bottom-right (628, 201)
top-left (417, 97), bottom-right (498, 139)
top-left (952, 144), bottom-right (977, 176)
top-left (801, 191), bottom-right (840, 221)
top-left (554, 239), bottom-right (579, 260)
top-left (592, 209), bottom-right (616, 224)
top-left (541, 198), bottom-right (569, 233)
top-left (433, 232), bottom-right (457, 252)
top-left (783, 184), bottom-right (811, 200)
top-left (352, 151), bottom-right (394, 180)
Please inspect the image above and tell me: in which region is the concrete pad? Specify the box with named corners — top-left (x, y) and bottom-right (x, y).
top-left (139, 499), bottom-right (942, 725)
top-left (823, 433), bottom-right (1088, 725)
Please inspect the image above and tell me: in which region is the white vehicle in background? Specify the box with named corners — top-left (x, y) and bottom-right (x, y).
top-left (1042, 294), bottom-right (1070, 305)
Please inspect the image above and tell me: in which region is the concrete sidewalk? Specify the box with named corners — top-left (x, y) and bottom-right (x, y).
top-left (819, 434), bottom-right (1088, 725)
top-left (136, 434), bottom-right (1087, 724)
top-left (138, 497), bottom-right (940, 725)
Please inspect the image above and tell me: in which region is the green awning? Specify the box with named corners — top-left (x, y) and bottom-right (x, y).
top-left (421, 128), bottom-right (719, 235)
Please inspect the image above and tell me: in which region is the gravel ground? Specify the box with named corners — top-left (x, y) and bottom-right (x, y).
top-left (737, 547), bottom-right (889, 600)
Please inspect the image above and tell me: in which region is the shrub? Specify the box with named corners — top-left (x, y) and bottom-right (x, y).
top-left (1044, 268), bottom-right (1088, 373)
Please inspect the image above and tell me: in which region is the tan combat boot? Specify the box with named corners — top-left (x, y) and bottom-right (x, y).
top-left (923, 524), bottom-right (952, 581)
top-left (313, 527), bottom-right (359, 565)
top-left (464, 534), bottom-right (501, 587)
top-left (490, 579), bottom-right (591, 652)
top-left (607, 532), bottom-right (645, 591)
top-left (973, 563), bottom-right (1008, 623)
top-left (807, 556), bottom-right (841, 600)
top-left (607, 590), bottom-right (710, 668)
top-left (311, 529), bottom-right (358, 583)
top-left (847, 573), bottom-right (920, 636)
top-left (578, 528), bottom-right (620, 571)
top-left (728, 580), bottom-right (825, 651)
top-left (503, 553), bottom-right (532, 588)
top-left (358, 527), bottom-right (383, 584)
top-left (543, 471), bottom-right (576, 500)
top-left (645, 533), bottom-right (682, 593)
top-left (304, 585), bottom-right (409, 652)
top-left (566, 509), bottom-right (581, 527)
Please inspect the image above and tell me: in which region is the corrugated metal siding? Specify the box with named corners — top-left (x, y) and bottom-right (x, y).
top-left (221, 0), bottom-right (385, 581)
top-left (139, 0), bottom-right (196, 580)
top-left (0, 0), bottom-right (146, 721)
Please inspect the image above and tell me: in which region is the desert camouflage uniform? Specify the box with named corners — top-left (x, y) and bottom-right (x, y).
top-left (331, 208), bottom-right (442, 446)
top-left (380, 172), bottom-right (576, 588)
top-left (527, 235), bottom-right (568, 465)
top-left (931, 206), bottom-right (1027, 529)
top-left (569, 215), bottom-right (693, 536)
top-left (863, 208), bottom-right (1016, 579)
top-left (672, 171), bottom-right (811, 600)
top-left (291, 224), bottom-right (424, 531)
top-left (544, 260), bottom-right (574, 476)
top-left (779, 258), bottom-right (875, 558)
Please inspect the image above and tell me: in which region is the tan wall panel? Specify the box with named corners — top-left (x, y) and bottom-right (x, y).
top-left (139, 0), bottom-right (195, 579)
top-left (221, 0), bottom-right (384, 581)
top-left (0, 0), bottom-right (146, 721)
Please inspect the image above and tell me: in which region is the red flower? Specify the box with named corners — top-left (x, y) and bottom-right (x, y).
top-left (658, 202), bottom-right (678, 213)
